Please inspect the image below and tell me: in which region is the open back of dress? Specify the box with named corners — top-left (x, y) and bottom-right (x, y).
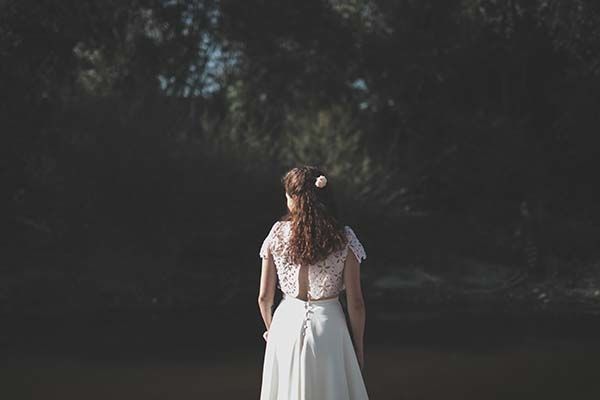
top-left (259, 220), bottom-right (367, 301)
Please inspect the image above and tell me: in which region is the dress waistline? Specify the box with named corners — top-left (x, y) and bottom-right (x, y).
top-left (282, 293), bottom-right (340, 305)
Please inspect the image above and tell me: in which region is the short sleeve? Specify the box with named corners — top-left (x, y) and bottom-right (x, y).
top-left (344, 226), bottom-right (367, 264)
top-left (259, 221), bottom-right (280, 259)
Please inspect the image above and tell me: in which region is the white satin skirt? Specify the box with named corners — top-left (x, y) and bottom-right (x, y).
top-left (259, 294), bottom-right (369, 400)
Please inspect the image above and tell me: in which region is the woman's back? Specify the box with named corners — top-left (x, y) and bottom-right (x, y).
top-left (257, 166), bottom-right (369, 399)
top-left (259, 220), bottom-right (367, 300)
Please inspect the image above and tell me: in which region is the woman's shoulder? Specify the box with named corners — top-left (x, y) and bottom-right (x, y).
top-left (342, 224), bottom-right (357, 237)
top-left (272, 219), bottom-right (291, 228)
top-left (259, 219), bottom-right (288, 258)
top-left (266, 219), bottom-right (291, 236)
top-left (342, 225), bottom-right (367, 262)
top-left (343, 225), bottom-right (361, 244)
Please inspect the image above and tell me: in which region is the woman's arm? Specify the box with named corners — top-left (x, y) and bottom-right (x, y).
top-left (258, 249), bottom-right (277, 339)
top-left (343, 250), bottom-right (366, 370)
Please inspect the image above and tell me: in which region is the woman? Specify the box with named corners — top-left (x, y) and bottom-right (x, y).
top-left (257, 165), bottom-right (369, 399)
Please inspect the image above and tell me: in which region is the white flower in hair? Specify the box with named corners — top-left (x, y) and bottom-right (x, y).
top-left (315, 175), bottom-right (327, 188)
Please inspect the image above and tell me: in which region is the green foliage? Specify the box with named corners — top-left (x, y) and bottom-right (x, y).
top-left (277, 105), bottom-right (405, 212)
top-left (2, 0), bottom-right (600, 303)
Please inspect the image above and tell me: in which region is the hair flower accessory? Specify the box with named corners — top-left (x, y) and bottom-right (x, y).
top-left (315, 175), bottom-right (327, 188)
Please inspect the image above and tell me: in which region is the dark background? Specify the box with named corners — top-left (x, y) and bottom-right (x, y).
top-left (1, 0), bottom-right (600, 398)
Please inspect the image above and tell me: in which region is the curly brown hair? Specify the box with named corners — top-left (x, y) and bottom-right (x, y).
top-left (280, 165), bottom-right (348, 266)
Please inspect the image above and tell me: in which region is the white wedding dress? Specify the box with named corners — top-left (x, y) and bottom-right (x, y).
top-left (258, 221), bottom-right (369, 400)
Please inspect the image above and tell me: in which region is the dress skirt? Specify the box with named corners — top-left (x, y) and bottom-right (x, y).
top-left (260, 294), bottom-right (369, 400)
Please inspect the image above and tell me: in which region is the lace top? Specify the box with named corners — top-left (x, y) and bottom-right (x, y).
top-left (259, 221), bottom-right (367, 299)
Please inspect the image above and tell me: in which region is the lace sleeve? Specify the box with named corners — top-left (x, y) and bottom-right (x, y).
top-left (345, 226), bottom-right (367, 264)
top-left (259, 221), bottom-right (280, 259)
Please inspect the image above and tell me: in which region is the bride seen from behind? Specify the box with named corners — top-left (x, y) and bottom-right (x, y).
top-left (257, 165), bottom-right (369, 400)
